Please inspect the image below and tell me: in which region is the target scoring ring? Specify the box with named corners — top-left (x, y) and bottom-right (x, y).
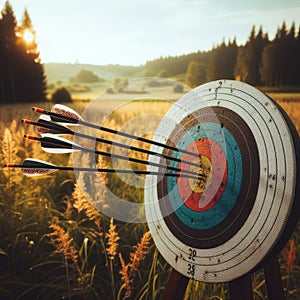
top-left (178, 138), bottom-right (227, 212)
top-left (160, 110), bottom-right (255, 244)
top-left (144, 80), bottom-right (299, 283)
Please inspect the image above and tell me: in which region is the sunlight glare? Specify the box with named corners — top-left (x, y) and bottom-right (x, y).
top-left (23, 29), bottom-right (34, 43)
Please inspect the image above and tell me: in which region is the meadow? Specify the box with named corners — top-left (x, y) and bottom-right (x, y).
top-left (0, 93), bottom-right (299, 299)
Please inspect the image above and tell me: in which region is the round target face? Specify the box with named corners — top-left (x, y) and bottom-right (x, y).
top-left (144, 80), bottom-right (300, 283)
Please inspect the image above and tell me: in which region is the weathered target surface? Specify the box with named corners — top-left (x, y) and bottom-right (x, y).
top-left (144, 79), bottom-right (300, 283)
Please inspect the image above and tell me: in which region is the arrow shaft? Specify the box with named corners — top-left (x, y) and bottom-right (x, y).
top-left (39, 137), bottom-right (199, 176)
top-left (39, 137), bottom-right (199, 177)
top-left (6, 164), bottom-right (198, 179)
top-left (29, 119), bottom-right (200, 168)
top-left (34, 107), bottom-right (199, 158)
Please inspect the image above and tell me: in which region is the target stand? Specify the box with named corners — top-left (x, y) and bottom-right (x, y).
top-left (144, 80), bottom-right (300, 299)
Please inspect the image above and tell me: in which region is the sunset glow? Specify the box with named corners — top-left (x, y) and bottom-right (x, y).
top-left (3, 0), bottom-right (300, 66)
top-left (23, 29), bottom-right (34, 43)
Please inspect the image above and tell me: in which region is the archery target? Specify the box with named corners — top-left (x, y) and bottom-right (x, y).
top-left (144, 79), bottom-right (300, 282)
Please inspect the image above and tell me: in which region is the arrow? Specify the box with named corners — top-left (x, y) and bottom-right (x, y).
top-left (24, 134), bottom-right (204, 178)
top-left (32, 104), bottom-right (199, 158)
top-left (33, 104), bottom-right (83, 125)
top-left (23, 118), bottom-right (200, 168)
top-left (24, 117), bottom-right (72, 136)
top-left (4, 159), bottom-right (200, 179)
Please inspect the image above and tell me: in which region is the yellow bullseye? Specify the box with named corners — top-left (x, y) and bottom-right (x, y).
top-left (188, 155), bottom-right (212, 193)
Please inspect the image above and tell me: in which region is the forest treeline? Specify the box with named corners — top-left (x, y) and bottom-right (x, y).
top-left (145, 23), bottom-right (300, 88)
top-left (0, 0), bottom-right (299, 105)
top-left (0, 1), bottom-right (46, 104)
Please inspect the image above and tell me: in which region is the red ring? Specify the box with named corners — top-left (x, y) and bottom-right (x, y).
top-left (178, 139), bottom-right (228, 212)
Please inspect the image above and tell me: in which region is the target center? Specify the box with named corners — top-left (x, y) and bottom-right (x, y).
top-left (188, 156), bottom-right (212, 193)
top-left (177, 137), bottom-right (228, 213)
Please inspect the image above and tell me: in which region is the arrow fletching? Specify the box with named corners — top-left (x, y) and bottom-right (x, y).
top-left (23, 116), bottom-right (72, 136)
top-left (36, 116), bottom-right (72, 136)
top-left (41, 135), bottom-right (81, 154)
top-left (25, 134), bottom-right (81, 154)
top-left (50, 104), bottom-right (83, 124)
top-left (32, 105), bottom-right (83, 125)
top-left (17, 159), bottom-right (57, 176)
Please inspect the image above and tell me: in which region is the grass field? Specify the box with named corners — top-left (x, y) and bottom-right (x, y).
top-left (0, 93), bottom-right (299, 299)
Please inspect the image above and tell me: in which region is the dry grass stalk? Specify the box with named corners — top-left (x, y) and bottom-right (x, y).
top-left (282, 239), bottom-right (296, 273)
top-left (64, 197), bottom-right (73, 219)
top-left (129, 231), bottom-right (151, 271)
top-left (97, 155), bottom-right (109, 185)
top-left (1, 127), bottom-right (21, 186)
top-left (119, 253), bottom-right (133, 299)
top-left (48, 217), bottom-right (78, 264)
top-left (94, 155), bottom-right (109, 210)
top-left (73, 173), bottom-right (102, 233)
top-left (106, 218), bottom-right (120, 260)
top-left (119, 231), bottom-right (152, 299)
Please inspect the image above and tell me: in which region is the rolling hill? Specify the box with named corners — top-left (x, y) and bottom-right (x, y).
top-left (44, 63), bottom-right (144, 84)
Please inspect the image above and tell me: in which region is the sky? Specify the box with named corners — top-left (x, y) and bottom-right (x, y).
top-left (1, 0), bottom-right (300, 66)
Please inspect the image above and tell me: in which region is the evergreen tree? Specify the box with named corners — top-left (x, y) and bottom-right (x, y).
top-left (285, 22), bottom-right (298, 85)
top-left (185, 61), bottom-right (206, 88)
top-left (0, 1), bottom-right (46, 104)
top-left (0, 0), bottom-right (18, 103)
top-left (235, 26), bottom-right (269, 85)
top-left (206, 39), bottom-right (238, 81)
top-left (260, 43), bottom-right (277, 86)
top-left (260, 22), bottom-right (300, 86)
top-left (295, 25), bottom-right (300, 84)
top-left (16, 8), bottom-right (47, 102)
top-left (144, 51), bottom-right (210, 78)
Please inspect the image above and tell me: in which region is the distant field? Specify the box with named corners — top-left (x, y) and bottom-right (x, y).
top-left (45, 63), bottom-right (144, 84)
top-left (267, 92), bottom-right (300, 102)
top-left (66, 78), bottom-right (190, 102)
top-left (44, 63), bottom-right (300, 104)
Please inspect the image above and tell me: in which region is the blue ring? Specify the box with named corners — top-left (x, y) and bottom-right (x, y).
top-left (167, 122), bottom-right (242, 230)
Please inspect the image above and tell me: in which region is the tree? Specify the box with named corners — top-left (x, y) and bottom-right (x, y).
top-left (0, 1), bottom-right (46, 103)
top-left (235, 26), bottom-right (269, 85)
top-left (206, 39), bottom-right (238, 81)
top-left (260, 22), bottom-right (300, 86)
top-left (70, 69), bottom-right (103, 83)
top-left (185, 61), bottom-right (206, 88)
top-left (144, 51), bottom-right (210, 78)
top-left (17, 8), bottom-right (37, 55)
top-left (173, 83), bottom-right (184, 93)
top-left (0, 1), bottom-right (18, 103)
top-left (260, 43), bottom-right (277, 86)
top-left (52, 87), bottom-right (72, 103)
top-left (157, 69), bottom-right (169, 78)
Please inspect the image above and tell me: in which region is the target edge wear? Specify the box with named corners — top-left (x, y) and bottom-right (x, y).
top-left (145, 79), bottom-right (298, 283)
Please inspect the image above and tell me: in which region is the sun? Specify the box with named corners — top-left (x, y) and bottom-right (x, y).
top-left (23, 29), bottom-right (34, 43)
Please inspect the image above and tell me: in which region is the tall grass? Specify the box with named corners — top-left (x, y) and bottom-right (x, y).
top-left (0, 97), bottom-right (299, 299)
